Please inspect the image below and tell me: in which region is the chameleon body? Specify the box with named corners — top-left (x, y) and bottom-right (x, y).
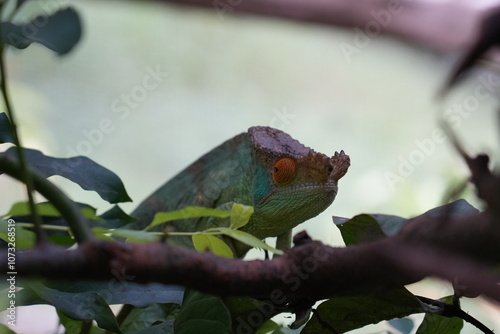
top-left (129, 126), bottom-right (350, 257)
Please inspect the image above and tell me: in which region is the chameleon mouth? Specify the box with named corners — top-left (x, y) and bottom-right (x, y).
top-left (256, 181), bottom-right (338, 206)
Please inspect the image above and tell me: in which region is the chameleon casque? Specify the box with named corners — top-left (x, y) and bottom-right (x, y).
top-left (129, 126), bottom-right (350, 258)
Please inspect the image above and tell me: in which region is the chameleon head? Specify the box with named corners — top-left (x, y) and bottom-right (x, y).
top-left (247, 126), bottom-right (350, 239)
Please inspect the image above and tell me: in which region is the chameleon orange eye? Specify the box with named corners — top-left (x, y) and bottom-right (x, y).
top-left (273, 158), bottom-right (296, 184)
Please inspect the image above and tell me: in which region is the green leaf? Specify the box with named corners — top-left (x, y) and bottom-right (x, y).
top-left (212, 227), bottom-right (283, 255)
top-left (302, 288), bottom-right (423, 334)
top-left (175, 291), bottom-right (232, 334)
top-left (0, 8), bottom-right (81, 55)
top-left (48, 234), bottom-right (76, 247)
top-left (336, 214), bottom-right (388, 245)
top-left (2, 201), bottom-right (100, 220)
top-left (57, 310), bottom-right (106, 334)
top-left (90, 227), bottom-right (117, 241)
top-left (0, 147), bottom-right (132, 204)
top-left (121, 303), bottom-right (178, 333)
top-left (256, 319), bottom-right (282, 334)
top-left (146, 206), bottom-right (231, 230)
top-left (0, 219), bottom-right (36, 249)
top-left (26, 282), bottom-right (122, 333)
top-left (192, 234), bottom-right (234, 258)
top-left (335, 200), bottom-right (478, 246)
top-left (420, 199), bottom-right (478, 218)
top-left (34, 281), bottom-right (184, 308)
top-left (0, 324), bottom-right (16, 334)
top-left (107, 228), bottom-right (159, 243)
top-left (0, 280), bottom-right (45, 311)
top-left (229, 203), bottom-right (254, 229)
top-left (416, 296), bottom-right (463, 334)
top-left (97, 205), bottom-right (137, 228)
top-left (416, 312), bottom-right (463, 334)
top-left (129, 321), bottom-right (174, 334)
top-left (0, 113), bottom-right (14, 144)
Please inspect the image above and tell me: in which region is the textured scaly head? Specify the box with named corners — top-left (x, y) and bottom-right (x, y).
top-left (247, 126), bottom-right (350, 239)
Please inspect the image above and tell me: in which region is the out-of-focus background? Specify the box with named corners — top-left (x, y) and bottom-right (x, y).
top-left (1, 0), bottom-right (499, 333)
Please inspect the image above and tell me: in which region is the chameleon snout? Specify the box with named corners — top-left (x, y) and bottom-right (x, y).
top-left (331, 150), bottom-right (350, 181)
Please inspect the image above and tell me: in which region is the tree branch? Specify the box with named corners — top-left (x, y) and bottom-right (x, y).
top-left (160, 0), bottom-right (484, 51)
top-left (3, 211), bottom-right (500, 304)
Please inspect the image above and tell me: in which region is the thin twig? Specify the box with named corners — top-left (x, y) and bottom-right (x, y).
top-left (0, 44), bottom-right (46, 243)
top-left (417, 296), bottom-right (494, 334)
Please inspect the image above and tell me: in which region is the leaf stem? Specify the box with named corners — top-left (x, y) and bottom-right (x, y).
top-left (0, 44), bottom-right (46, 243)
top-left (16, 223), bottom-right (72, 232)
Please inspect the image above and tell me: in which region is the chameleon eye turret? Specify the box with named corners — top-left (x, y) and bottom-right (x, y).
top-left (273, 158), bottom-right (296, 184)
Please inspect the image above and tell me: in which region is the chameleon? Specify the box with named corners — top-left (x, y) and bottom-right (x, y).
top-left (129, 126), bottom-right (350, 258)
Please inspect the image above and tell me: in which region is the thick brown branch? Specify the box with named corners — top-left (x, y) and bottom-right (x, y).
top-left (161, 0), bottom-right (482, 51)
top-left (3, 212), bottom-right (500, 304)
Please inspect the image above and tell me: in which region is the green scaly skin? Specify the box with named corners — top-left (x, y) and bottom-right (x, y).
top-left (129, 126), bottom-right (350, 257)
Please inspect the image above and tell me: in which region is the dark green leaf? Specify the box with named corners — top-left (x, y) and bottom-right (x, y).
top-left (175, 291), bottom-right (232, 334)
top-left (368, 214), bottom-right (408, 236)
top-left (129, 321), bottom-right (174, 334)
top-left (0, 219), bottom-right (36, 249)
top-left (26, 282), bottom-right (122, 333)
top-left (302, 288), bottom-right (423, 334)
top-left (3, 201), bottom-right (100, 220)
top-left (0, 280), bottom-right (45, 311)
top-left (57, 310), bottom-right (106, 334)
top-left (416, 312), bottom-right (463, 334)
top-left (39, 281), bottom-right (184, 308)
top-left (420, 199), bottom-right (478, 219)
top-left (1, 147), bottom-right (132, 203)
top-left (48, 234), bottom-right (76, 247)
top-left (256, 320), bottom-right (282, 334)
top-left (0, 113), bottom-right (14, 144)
top-left (416, 296), bottom-right (463, 334)
top-left (336, 214), bottom-right (388, 245)
top-left (96, 205), bottom-right (137, 228)
top-left (0, 8), bottom-right (81, 55)
top-left (335, 200), bottom-right (478, 246)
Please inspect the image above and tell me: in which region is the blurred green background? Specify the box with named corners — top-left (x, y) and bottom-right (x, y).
top-left (0, 1), bottom-right (499, 333)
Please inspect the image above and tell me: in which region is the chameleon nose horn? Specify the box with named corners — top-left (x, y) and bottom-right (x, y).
top-left (331, 150), bottom-right (350, 181)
